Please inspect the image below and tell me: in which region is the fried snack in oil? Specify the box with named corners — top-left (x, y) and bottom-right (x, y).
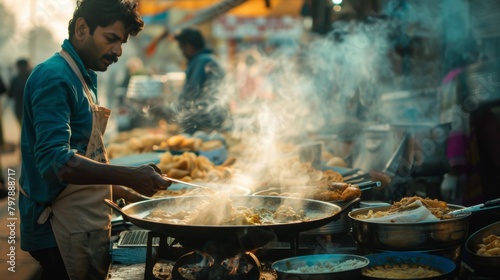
top-left (312, 182), bottom-right (361, 201)
top-left (476, 234), bottom-right (500, 256)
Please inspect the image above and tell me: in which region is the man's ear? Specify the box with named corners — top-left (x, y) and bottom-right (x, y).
top-left (74, 18), bottom-right (89, 40)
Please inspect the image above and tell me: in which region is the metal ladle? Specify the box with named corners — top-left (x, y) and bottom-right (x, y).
top-left (449, 198), bottom-right (500, 216)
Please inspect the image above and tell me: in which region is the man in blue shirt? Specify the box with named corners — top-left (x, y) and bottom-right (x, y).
top-left (172, 28), bottom-right (230, 134)
top-left (19, 1), bottom-right (171, 279)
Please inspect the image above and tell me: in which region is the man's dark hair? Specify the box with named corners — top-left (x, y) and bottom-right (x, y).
top-left (174, 28), bottom-right (206, 50)
top-left (68, 0), bottom-right (144, 40)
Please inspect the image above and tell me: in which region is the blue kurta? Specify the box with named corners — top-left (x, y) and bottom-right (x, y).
top-left (180, 48), bottom-right (223, 104)
top-left (19, 40), bottom-right (98, 251)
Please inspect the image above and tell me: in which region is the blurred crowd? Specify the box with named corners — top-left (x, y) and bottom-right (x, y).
top-left (0, 58), bottom-right (32, 196)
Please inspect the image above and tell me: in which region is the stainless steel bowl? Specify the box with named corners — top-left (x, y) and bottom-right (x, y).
top-left (348, 205), bottom-right (471, 251)
top-left (272, 254), bottom-right (369, 280)
top-left (465, 221), bottom-right (500, 268)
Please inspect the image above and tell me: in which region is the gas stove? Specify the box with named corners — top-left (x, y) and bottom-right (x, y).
top-left (143, 231), bottom-right (272, 280)
top-left (138, 231), bottom-right (358, 280)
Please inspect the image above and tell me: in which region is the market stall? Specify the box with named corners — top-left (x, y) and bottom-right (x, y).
top-left (101, 1), bottom-right (500, 280)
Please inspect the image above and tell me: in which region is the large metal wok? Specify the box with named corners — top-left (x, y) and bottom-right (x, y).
top-left (105, 195), bottom-right (354, 252)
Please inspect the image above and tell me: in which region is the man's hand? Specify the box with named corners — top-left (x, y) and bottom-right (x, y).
top-left (126, 164), bottom-right (171, 197)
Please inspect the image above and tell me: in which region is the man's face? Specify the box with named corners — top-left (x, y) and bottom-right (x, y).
top-left (178, 42), bottom-right (194, 60)
top-left (81, 20), bottom-right (128, 71)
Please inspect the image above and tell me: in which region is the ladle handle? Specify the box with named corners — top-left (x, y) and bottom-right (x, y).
top-left (450, 197), bottom-right (500, 216)
top-left (104, 199), bottom-right (129, 221)
top-left (357, 181), bottom-right (382, 191)
top-left (483, 198), bottom-right (500, 209)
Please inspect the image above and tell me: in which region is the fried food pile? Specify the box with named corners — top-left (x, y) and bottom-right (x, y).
top-left (156, 151), bottom-right (232, 182)
top-left (276, 161), bottom-right (344, 188)
top-left (259, 160), bottom-right (360, 202)
top-left (268, 182), bottom-right (361, 202)
top-left (106, 129), bottom-right (224, 159)
top-left (312, 182), bottom-right (361, 202)
top-left (388, 196), bottom-right (452, 219)
top-left (158, 134), bottom-right (224, 152)
top-left (107, 131), bottom-right (170, 158)
top-left (476, 234), bottom-right (500, 256)
top-left (356, 196), bottom-right (453, 221)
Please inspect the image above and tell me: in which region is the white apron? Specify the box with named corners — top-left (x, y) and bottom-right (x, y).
top-left (36, 49), bottom-right (113, 279)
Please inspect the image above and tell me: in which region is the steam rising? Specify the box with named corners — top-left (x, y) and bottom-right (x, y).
top-left (217, 18), bottom-right (396, 189)
top-left (209, 0), bottom-right (474, 196)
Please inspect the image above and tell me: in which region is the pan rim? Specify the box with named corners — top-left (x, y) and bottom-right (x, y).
top-left (119, 195), bottom-right (343, 228)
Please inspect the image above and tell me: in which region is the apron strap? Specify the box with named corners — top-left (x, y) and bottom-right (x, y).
top-left (19, 183), bottom-right (52, 225)
top-left (59, 49), bottom-right (97, 106)
top-left (19, 184), bottom-right (51, 210)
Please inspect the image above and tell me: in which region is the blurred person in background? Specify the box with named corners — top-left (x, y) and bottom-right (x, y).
top-left (170, 27), bottom-right (230, 134)
top-left (8, 58), bottom-right (32, 125)
top-left (0, 74), bottom-right (7, 198)
top-left (0, 73), bottom-right (7, 150)
top-left (19, 1), bottom-right (171, 279)
top-left (439, 38), bottom-right (484, 206)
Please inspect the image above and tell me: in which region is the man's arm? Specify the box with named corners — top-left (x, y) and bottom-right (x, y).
top-left (60, 153), bottom-right (169, 197)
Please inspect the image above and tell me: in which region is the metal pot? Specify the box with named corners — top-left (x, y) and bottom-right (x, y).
top-left (465, 221), bottom-right (500, 269)
top-left (348, 204), bottom-right (471, 251)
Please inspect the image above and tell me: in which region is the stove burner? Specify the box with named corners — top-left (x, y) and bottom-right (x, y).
top-left (172, 250), bottom-right (261, 280)
top-left (144, 232), bottom-right (262, 280)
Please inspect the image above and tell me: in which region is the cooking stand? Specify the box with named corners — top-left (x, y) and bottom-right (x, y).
top-left (144, 231), bottom-right (174, 280)
top-left (144, 231), bottom-right (264, 280)
top-left (143, 231), bottom-right (328, 280)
